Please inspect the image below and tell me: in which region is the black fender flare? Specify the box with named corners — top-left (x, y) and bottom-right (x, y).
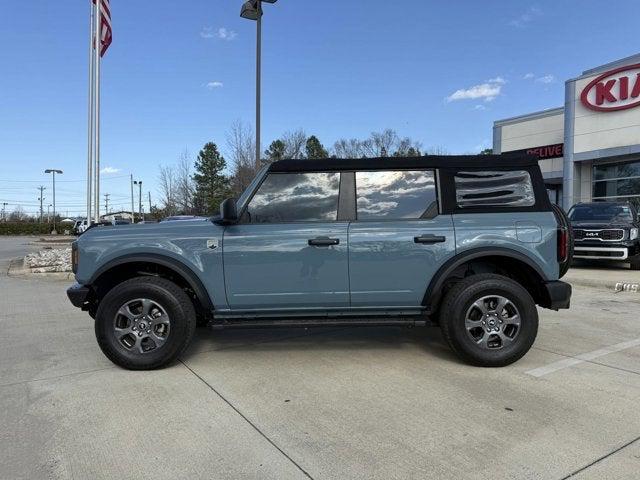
top-left (89, 253), bottom-right (213, 311)
top-left (422, 247), bottom-right (549, 311)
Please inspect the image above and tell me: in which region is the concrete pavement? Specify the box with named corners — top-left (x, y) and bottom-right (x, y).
top-left (1, 237), bottom-right (639, 479)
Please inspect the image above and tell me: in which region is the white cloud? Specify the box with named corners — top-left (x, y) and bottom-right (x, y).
top-left (200, 26), bottom-right (237, 41)
top-left (523, 72), bottom-right (535, 80)
top-left (200, 27), bottom-right (215, 39)
top-left (206, 81), bottom-right (224, 89)
top-left (509, 6), bottom-right (542, 27)
top-left (446, 77), bottom-right (504, 103)
top-left (473, 104), bottom-right (486, 111)
top-left (100, 166), bottom-right (121, 174)
top-left (536, 74), bottom-right (555, 84)
top-left (216, 27), bottom-right (237, 41)
top-left (487, 76), bottom-right (506, 85)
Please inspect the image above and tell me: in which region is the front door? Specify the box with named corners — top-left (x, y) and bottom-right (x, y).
top-left (348, 169), bottom-right (456, 307)
top-left (223, 171), bottom-right (349, 312)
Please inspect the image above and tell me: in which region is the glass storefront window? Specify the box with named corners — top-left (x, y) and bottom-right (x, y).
top-left (592, 160), bottom-right (640, 210)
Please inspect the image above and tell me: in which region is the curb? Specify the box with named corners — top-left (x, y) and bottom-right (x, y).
top-left (7, 257), bottom-right (74, 281)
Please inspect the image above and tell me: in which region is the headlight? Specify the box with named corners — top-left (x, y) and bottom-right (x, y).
top-left (630, 228), bottom-right (639, 240)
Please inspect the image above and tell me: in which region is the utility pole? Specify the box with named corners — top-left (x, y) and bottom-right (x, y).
top-left (130, 174), bottom-right (135, 222)
top-left (38, 186), bottom-right (46, 223)
top-left (134, 180), bottom-right (142, 222)
top-left (1, 202), bottom-right (7, 222)
top-left (148, 191), bottom-right (152, 219)
top-left (104, 193), bottom-right (110, 215)
top-left (47, 204), bottom-right (52, 223)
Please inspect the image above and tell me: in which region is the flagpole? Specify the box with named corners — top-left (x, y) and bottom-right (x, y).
top-left (93, 1), bottom-right (101, 224)
top-left (86, 0), bottom-right (95, 225)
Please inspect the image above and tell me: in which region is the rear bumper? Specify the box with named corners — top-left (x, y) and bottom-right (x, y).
top-left (67, 283), bottom-right (91, 309)
top-left (542, 280), bottom-right (571, 310)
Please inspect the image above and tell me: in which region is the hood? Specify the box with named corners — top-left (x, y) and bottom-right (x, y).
top-left (570, 220), bottom-right (634, 229)
top-left (79, 218), bottom-right (216, 242)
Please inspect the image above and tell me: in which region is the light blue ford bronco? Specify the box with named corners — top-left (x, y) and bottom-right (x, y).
top-left (67, 155), bottom-right (572, 370)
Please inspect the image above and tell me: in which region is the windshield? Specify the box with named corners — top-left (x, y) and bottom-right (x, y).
top-left (569, 204), bottom-right (633, 222)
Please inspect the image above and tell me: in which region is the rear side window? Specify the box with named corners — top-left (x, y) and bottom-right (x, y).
top-left (356, 170), bottom-right (437, 220)
top-left (244, 172), bottom-right (340, 223)
top-left (454, 170), bottom-right (535, 208)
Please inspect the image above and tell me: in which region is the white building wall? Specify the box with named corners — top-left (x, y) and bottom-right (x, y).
top-left (499, 111), bottom-right (564, 153)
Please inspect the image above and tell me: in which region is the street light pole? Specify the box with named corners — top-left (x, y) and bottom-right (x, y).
top-left (134, 180), bottom-right (143, 222)
top-left (241, 0), bottom-right (277, 169)
top-left (45, 169), bottom-right (63, 234)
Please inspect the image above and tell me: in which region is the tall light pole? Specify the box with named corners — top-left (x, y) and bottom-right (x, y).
top-left (240, 0), bottom-right (278, 169)
top-left (134, 180), bottom-right (143, 222)
top-left (45, 169), bottom-right (63, 234)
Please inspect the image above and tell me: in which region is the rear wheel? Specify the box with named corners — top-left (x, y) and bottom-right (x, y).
top-left (439, 273), bottom-right (538, 367)
top-left (95, 276), bottom-right (196, 370)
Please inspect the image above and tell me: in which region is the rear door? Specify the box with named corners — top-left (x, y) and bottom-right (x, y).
top-left (348, 169), bottom-right (456, 307)
top-left (223, 171), bottom-right (350, 311)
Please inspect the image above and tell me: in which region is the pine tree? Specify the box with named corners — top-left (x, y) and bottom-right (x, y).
top-left (192, 142), bottom-right (230, 215)
top-left (264, 140), bottom-right (286, 162)
top-left (305, 135), bottom-right (329, 159)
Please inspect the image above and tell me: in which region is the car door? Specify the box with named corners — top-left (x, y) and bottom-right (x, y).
top-left (223, 171), bottom-right (350, 312)
top-left (348, 169), bottom-right (456, 307)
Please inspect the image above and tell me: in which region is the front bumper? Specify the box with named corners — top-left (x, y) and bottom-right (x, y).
top-left (542, 280), bottom-right (571, 310)
top-left (573, 241), bottom-right (639, 261)
top-left (67, 283), bottom-right (91, 309)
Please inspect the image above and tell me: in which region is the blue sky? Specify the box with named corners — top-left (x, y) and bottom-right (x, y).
top-left (0, 0), bottom-right (637, 216)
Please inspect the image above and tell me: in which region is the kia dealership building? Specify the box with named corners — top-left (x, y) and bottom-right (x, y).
top-left (493, 53), bottom-right (640, 211)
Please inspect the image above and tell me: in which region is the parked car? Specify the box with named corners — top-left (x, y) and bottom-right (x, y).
top-left (67, 155), bottom-right (572, 370)
top-left (72, 219), bottom-right (89, 235)
top-left (568, 201), bottom-right (640, 270)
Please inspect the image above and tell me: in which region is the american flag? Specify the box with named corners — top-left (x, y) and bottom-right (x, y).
top-left (92, 0), bottom-right (112, 57)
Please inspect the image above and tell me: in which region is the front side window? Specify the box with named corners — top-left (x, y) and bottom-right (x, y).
top-left (356, 170), bottom-right (437, 220)
top-left (244, 172), bottom-right (340, 223)
top-left (455, 170), bottom-right (535, 208)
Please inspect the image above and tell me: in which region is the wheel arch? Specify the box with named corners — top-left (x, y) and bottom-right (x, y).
top-left (88, 254), bottom-right (213, 314)
top-left (424, 248), bottom-right (550, 313)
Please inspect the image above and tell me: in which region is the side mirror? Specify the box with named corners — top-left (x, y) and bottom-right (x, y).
top-left (219, 198), bottom-right (238, 224)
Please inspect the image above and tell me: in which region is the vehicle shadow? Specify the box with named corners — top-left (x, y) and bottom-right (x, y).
top-left (181, 323), bottom-right (460, 364)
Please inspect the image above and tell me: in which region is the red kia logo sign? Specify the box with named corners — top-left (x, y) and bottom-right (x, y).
top-left (580, 63), bottom-right (640, 112)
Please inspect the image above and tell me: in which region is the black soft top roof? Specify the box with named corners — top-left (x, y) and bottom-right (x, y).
top-left (269, 154), bottom-right (538, 172)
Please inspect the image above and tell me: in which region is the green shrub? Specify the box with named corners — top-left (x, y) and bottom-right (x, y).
top-left (0, 223), bottom-right (56, 235)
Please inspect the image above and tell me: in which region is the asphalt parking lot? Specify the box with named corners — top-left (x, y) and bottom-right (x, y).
top-left (1, 236), bottom-right (639, 480)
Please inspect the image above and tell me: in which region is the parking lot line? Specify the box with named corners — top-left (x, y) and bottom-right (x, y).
top-left (526, 338), bottom-right (640, 378)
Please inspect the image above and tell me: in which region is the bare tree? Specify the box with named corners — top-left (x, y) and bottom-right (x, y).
top-left (175, 149), bottom-right (195, 214)
top-left (333, 138), bottom-right (367, 158)
top-left (424, 146), bottom-right (449, 155)
top-left (227, 120), bottom-right (258, 197)
top-left (158, 165), bottom-right (177, 216)
top-left (282, 129), bottom-right (307, 159)
top-left (363, 129), bottom-right (398, 157)
top-left (9, 206), bottom-right (29, 222)
top-left (394, 137), bottom-right (423, 156)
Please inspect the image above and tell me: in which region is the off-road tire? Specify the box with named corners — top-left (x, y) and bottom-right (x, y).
top-left (439, 273), bottom-right (538, 367)
top-left (551, 203), bottom-right (574, 278)
top-left (95, 276), bottom-right (196, 370)
top-left (630, 257), bottom-right (640, 271)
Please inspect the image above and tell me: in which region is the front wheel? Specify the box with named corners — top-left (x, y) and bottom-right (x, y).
top-left (439, 274), bottom-right (538, 367)
top-left (95, 276), bottom-right (196, 370)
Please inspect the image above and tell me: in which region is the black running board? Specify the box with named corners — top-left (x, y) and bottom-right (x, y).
top-left (209, 317), bottom-right (429, 329)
